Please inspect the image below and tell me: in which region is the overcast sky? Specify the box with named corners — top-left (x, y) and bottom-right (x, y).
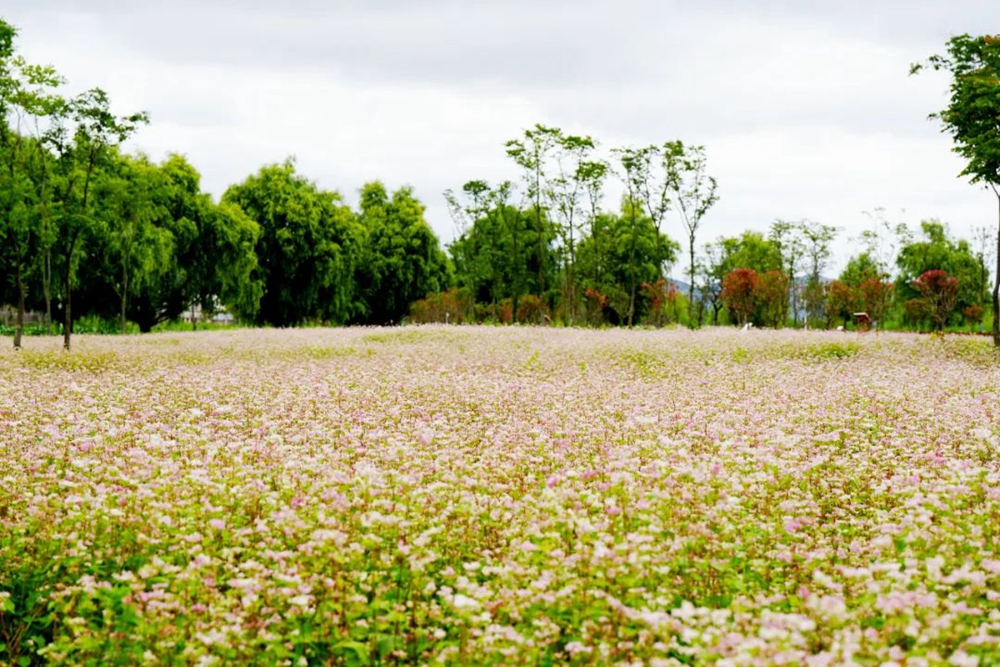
top-left (4, 1), bottom-right (999, 275)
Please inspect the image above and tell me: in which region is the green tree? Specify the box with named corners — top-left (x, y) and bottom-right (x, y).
top-left (895, 219), bottom-right (986, 327)
top-left (106, 154), bottom-right (262, 332)
top-left (98, 152), bottom-right (173, 333)
top-left (446, 180), bottom-right (534, 321)
top-left (577, 199), bottom-right (679, 325)
top-left (355, 182), bottom-right (451, 324)
top-left (47, 88), bottom-right (147, 349)
top-left (664, 141), bottom-right (718, 327)
top-left (506, 125), bottom-right (559, 305)
top-left (799, 221), bottom-right (838, 326)
top-left (0, 19), bottom-right (64, 348)
top-left (769, 220), bottom-right (805, 326)
top-left (224, 160), bottom-right (359, 327)
top-left (914, 34), bottom-right (1000, 345)
top-left (547, 132), bottom-right (596, 323)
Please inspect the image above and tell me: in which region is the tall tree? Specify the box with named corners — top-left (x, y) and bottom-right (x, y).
top-left (769, 220), bottom-right (805, 326)
top-left (578, 158), bottom-right (609, 301)
top-left (100, 153), bottom-right (171, 333)
top-left (45, 88), bottom-right (148, 349)
top-left (224, 160), bottom-right (359, 327)
top-left (576, 200), bottom-right (679, 326)
top-left (664, 141), bottom-right (718, 327)
top-left (446, 180), bottom-right (531, 320)
top-left (914, 34), bottom-right (1000, 345)
top-left (612, 147), bottom-right (648, 326)
top-left (506, 124), bottom-right (559, 306)
top-left (0, 19), bottom-right (64, 348)
top-left (799, 221), bottom-right (838, 326)
top-left (547, 133), bottom-right (596, 323)
top-left (355, 182), bottom-right (451, 324)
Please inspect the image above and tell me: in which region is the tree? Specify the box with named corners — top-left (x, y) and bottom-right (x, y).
top-left (895, 220), bottom-right (986, 325)
top-left (506, 125), bottom-right (559, 306)
top-left (0, 19), bottom-right (64, 348)
top-left (664, 141), bottom-right (718, 327)
top-left (697, 239), bottom-right (728, 326)
top-left (720, 231), bottom-right (782, 276)
top-left (914, 34), bottom-right (1000, 345)
top-left (858, 277), bottom-right (894, 329)
top-left (355, 182), bottom-right (451, 324)
top-left (578, 158), bottom-right (609, 299)
top-left (756, 270), bottom-right (790, 328)
top-left (913, 269), bottom-right (960, 332)
top-left (224, 160), bottom-right (359, 327)
top-left (799, 221), bottom-right (838, 326)
top-left (769, 220), bottom-right (805, 326)
top-left (825, 280), bottom-right (860, 329)
top-left (612, 148), bottom-right (649, 326)
top-left (576, 200), bottom-right (679, 326)
top-left (47, 88), bottom-right (148, 349)
top-left (721, 268), bottom-right (758, 327)
top-left (100, 153), bottom-right (171, 333)
top-left (446, 180), bottom-right (530, 320)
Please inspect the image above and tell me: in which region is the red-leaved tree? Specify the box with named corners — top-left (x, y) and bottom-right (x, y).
top-left (756, 270), bottom-right (790, 328)
top-left (721, 268), bottom-right (758, 326)
top-left (858, 278), bottom-right (894, 329)
top-left (913, 269), bottom-right (960, 331)
top-left (825, 280), bottom-right (860, 329)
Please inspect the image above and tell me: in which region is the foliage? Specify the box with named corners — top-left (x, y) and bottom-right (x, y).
top-left (354, 182), bottom-right (452, 325)
top-left (720, 268), bottom-right (757, 326)
top-left (824, 280), bottom-right (859, 329)
top-left (913, 269), bottom-right (961, 331)
top-left (576, 200), bottom-right (680, 325)
top-left (223, 160), bottom-right (361, 327)
top-left (914, 33), bottom-right (1000, 345)
top-left (409, 288), bottom-right (474, 324)
top-left (755, 269), bottom-right (790, 328)
top-left (895, 220), bottom-right (986, 327)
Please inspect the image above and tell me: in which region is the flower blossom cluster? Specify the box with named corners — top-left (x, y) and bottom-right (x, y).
top-left (1, 327), bottom-right (998, 665)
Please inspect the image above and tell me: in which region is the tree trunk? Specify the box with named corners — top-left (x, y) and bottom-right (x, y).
top-left (993, 186), bottom-right (1000, 348)
top-left (688, 237), bottom-right (696, 327)
top-left (627, 209), bottom-right (638, 328)
top-left (121, 263), bottom-right (129, 335)
top-left (63, 266), bottom-right (72, 351)
top-left (43, 251), bottom-right (52, 333)
top-left (509, 209), bottom-right (520, 324)
top-left (14, 262), bottom-right (25, 350)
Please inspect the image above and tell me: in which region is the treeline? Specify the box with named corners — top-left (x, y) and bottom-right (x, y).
top-left (705, 216), bottom-right (992, 332)
top-left (3, 18), bottom-right (998, 348)
top-left (0, 19), bottom-right (451, 349)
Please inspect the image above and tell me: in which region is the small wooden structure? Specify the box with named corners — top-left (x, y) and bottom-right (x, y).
top-left (853, 312), bottom-right (871, 332)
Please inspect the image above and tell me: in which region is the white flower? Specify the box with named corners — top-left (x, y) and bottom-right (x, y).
top-left (451, 594), bottom-right (480, 611)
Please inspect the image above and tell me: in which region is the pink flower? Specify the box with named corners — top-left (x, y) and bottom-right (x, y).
top-left (209, 519), bottom-right (226, 531)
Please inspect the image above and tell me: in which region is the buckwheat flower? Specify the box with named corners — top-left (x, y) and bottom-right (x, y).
top-left (949, 650), bottom-right (979, 667)
top-left (451, 594), bottom-right (480, 611)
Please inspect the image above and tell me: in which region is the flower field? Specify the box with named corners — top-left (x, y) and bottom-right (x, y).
top-left (1, 327), bottom-right (999, 666)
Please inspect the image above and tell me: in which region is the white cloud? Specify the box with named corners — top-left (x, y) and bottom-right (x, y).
top-left (3, 0), bottom-right (997, 276)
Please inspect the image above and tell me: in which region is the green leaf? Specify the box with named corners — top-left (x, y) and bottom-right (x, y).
top-left (333, 640), bottom-right (370, 664)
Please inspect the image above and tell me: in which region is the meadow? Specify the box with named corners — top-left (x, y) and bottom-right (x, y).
top-left (1, 327), bottom-right (998, 666)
